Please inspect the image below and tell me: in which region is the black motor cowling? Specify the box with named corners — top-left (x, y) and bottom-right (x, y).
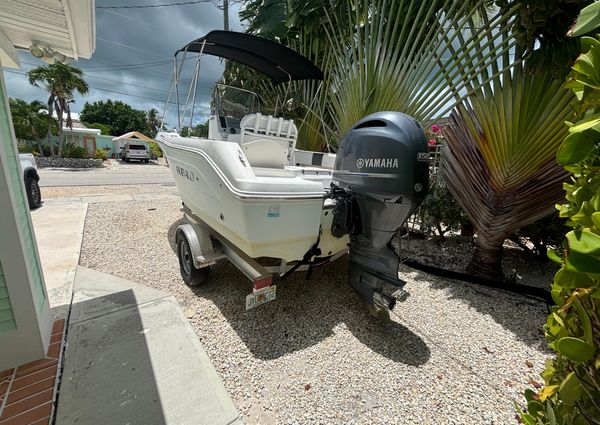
top-left (331, 112), bottom-right (429, 317)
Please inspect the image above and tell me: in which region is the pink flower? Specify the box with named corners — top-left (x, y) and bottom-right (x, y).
top-left (427, 139), bottom-right (437, 147)
top-left (431, 124), bottom-right (440, 133)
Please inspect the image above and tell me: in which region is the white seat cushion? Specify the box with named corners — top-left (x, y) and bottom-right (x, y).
top-left (242, 139), bottom-right (289, 169)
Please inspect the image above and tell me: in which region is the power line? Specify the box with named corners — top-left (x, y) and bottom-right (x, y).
top-left (3, 68), bottom-right (211, 109)
top-left (22, 60), bottom-right (173, 79)
top-left (97, 0), bottom-right (213, 9)
top-left (79, 54), bottom-right (176, 80)
top-left (98, 8), bottom-right (149, 24)
top-left (73, 59), bottom-right (171, 69)
top-left (96, 37), bottom-right (168, 59)
top-left (20, 58), bottom-right (171, 73)
top-left (4, 68), bottom-right (167, 102)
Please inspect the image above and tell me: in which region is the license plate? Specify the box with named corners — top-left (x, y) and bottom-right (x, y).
top-left (245, 285), bottom-right (276, 310)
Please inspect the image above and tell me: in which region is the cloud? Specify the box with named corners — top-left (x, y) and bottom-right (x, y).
top-left (3, 1), bottom-right (244, 128)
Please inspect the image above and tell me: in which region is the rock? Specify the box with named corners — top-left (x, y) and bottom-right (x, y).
top-left (36, 157), bottom-right (104, 168)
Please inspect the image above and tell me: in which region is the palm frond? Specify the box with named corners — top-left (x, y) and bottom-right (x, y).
top-left (440, 60), bottom-right (574, 278)
top-left (321, 0), bottom-right (521, 143)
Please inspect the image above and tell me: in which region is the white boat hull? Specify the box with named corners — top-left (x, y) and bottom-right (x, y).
top-left (158, 133), bottom-right (348, 261)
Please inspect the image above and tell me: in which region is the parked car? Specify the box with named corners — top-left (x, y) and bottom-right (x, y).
top-left (19, 153), bottom-right (42, 209)
top-left (120, 142), bottom-right (150, 163)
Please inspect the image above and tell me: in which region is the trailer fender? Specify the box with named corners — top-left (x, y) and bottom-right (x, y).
top-left (176, 223), bottom-right (219, 268)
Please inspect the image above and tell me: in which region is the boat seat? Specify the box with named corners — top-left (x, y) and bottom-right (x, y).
top-left (240, 113), bottom-right (298, 165)
top-left (242, 139), bottom-right (289, 169)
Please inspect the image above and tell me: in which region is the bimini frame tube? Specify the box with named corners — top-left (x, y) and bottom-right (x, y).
top-left (183, 40), bottom-right (206, 129)
top-left (160, 68), bottom-right (175, 131)
top-left (174, 47), bottom-right (190, 129)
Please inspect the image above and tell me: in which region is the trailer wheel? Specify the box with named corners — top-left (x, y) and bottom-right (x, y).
top-left (176, 231), bottom-right (210, 286)
top-left (25, 176), bottom-right (42, 209)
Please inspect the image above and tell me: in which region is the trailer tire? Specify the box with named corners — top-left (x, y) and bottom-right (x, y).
top-left (176, 231), bottom-right (210, 286)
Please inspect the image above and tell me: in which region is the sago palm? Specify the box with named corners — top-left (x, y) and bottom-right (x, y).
top-left (27, 62), bottom-right (88, 157)
top-left (440, 60), bottom-right (575, 280)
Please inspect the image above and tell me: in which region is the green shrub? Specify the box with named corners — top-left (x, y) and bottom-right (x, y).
top-left (512, 213), bottom-right (567, 260)
top-left (418, 176), bottom-right (471, 238)
top-left (62, 142), bottom-right (89, 159)
top-left (82, 122), bottom-right (111, 135)
top-left (149, 141), bottom-right (162, 158)
top-left (518, 7), bottom-right (600, 423)
top-left (93, 148), bottom-right (108, 160)
top-left (17, 143), bottom-right (33, 153)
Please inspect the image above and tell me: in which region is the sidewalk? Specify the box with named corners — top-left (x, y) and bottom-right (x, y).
top-left (28, 197), bottom-right (241, 425)
top-left (56, 267), bottom-right (241, 425)
top-left (31, 202), bottom-right (87, 318)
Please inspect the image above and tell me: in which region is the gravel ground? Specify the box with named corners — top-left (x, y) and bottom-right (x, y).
top-left (42, 184), bottom-right (177, 199)
top-left (80, 197), bottom-right (551, 425)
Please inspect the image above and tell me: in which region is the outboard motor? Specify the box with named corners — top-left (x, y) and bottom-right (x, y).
top-left (331, 112), bottom-right (429, 318)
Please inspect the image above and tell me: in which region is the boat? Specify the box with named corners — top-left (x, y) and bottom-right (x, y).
top-left (156, 31), bottom-right (430, 318)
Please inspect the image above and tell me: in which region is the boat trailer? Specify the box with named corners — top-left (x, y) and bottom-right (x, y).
top-left (175, 205), bottom-right (346, 310)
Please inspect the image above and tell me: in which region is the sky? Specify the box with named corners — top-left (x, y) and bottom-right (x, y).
top-left (3, 0), bottom-right (244, 128)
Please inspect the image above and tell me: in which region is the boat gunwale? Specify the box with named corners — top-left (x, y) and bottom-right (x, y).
top-left (158, 136), bottom-right (327, 201)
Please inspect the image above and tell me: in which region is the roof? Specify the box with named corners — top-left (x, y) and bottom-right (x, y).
top-left (112, 131), bottom-right (154, 142)
top-left (61, 119), bottom-right (102, 134)
top-left (0, 0), bottom-right (95, 68)
top-left (62, 126), bottom-right (100, 135)
top-left (70, 119), bottom-right (88, 129)
top-left (177, 31), bottom-right (323, 83)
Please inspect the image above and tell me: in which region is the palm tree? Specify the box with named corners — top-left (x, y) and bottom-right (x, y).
top-left (440, 59), bottom-right (575, 280)
top-left (9, 98), bottom-right (58, 156)
top-left (27, 62), bottom-right (88, 157)
top-left (322, 0), bottom-right (519, 142)
top-left (146, 108), bottom-right (161, 137)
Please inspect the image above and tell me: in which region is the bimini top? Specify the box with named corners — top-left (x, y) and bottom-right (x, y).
top-left (176, 30), bottom-right (323, 83)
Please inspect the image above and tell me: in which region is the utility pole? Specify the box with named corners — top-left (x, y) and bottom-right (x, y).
top-left (223, 0), bottom-right (229, 31)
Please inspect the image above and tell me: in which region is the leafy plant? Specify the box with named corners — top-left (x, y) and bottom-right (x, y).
top-left (82, 122), bottom-right (112, 136)
top-left (418, 178), bottom-right (471, 239)
top-left (93, 148), bottom-right (109, 160)
top-left (440, 53), bottom-right (575, 280)
top-left (179, 121), bottom-right (208, 138)
top-left (27, 62), bottom-right (88, 157)
top-left (511, 213), bottom-right (567, 260)
top-left (497, 0), bottom-right (593, 75)
top-left (80, 100), bottom-right (148, 136)
top-left (322, 0), bottom-right (520, 144)
top-left (62, 143), bottom-right (88, 159)
top-left (9, 98), bottom-right (58, 156)
top-left (149, 141), bottom-right (162, 159)
top-left (518, 6), bottom-right (600, 424)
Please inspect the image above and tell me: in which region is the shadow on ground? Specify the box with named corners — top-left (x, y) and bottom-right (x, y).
top-left (167, 220), bottom-right (430, 365)
top-left (406, 267), bottom-right (549, 350)
top-left (57, 290), bottom-right (167, 425)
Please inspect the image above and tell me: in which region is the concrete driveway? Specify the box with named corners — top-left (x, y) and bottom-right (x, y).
top-left (39, 159), bottom-right (174, 187)
top-left (31, 202), bottom-right (87, 318)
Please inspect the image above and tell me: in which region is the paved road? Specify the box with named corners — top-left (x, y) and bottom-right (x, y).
top-left (39, 160), bottom-right (175, 187)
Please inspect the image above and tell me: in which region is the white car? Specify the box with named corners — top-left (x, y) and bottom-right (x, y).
top-left (120, 142), bottom-right (150, 163)
top-left (19, 153), bottom-right (42, 209)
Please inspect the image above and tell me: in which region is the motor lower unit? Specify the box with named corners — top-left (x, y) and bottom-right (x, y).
top-left (330, 112), bottom-right (429, 317)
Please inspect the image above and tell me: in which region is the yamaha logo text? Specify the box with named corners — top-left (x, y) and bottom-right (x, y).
top-left (356, 158), bottom-right (399, 169)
